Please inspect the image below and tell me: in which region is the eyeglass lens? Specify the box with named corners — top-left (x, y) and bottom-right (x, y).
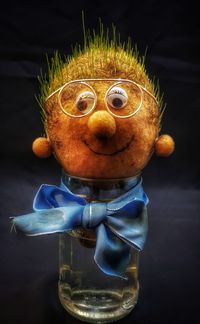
top-left (59, 80), bottom-right (142, 118)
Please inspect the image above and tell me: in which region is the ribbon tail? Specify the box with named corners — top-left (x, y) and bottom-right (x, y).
top-left (11, 206), bottom-right (83, 236)
top-left (106, 203), bottom-right (148, 251)
top-left (94, 223), bottom-right (131, 279)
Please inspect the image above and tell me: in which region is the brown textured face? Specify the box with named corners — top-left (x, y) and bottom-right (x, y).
top-left (45, 81), bottom-right (160, 179)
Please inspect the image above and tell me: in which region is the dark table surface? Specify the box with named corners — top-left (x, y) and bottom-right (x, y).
top-left (0, 1), bottom-right (200, 323)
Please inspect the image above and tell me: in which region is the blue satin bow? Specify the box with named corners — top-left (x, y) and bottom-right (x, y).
top-left (12, 178), bottom-right (148, 278)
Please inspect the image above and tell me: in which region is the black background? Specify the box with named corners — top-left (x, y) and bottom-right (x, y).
top-left (0, 1), bottom-right (200, 323)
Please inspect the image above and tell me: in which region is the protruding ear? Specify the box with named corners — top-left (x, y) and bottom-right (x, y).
top-left (32, 137), bottom-right (52, 158)
top-left (155, 134), bottom-right (175, 157)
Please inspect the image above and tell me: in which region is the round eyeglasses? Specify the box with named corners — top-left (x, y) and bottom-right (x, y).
top-left (46, 78), bottom-right (158, 119)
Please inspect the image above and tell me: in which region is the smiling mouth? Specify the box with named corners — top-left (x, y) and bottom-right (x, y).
top-left (83, 136), bottom-right (134, 156)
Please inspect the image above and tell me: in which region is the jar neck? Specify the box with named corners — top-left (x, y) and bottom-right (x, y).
top-left (61, 171), bottom-right (141, 201)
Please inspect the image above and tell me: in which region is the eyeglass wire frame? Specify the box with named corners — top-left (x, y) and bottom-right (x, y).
top-left (45, 78), bottom-right (159, 119)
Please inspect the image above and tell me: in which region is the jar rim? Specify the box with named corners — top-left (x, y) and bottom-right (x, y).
top-left (61, 170), bottom-right (141, 183)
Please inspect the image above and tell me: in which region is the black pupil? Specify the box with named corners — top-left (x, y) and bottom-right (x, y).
top-left (112, 97), bottom-right (123, 108)
top-left (77, 100), bottom-right (87, 111)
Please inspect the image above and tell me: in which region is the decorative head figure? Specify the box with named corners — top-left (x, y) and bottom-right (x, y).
top-left (33, 26), bottom-right (174, 178)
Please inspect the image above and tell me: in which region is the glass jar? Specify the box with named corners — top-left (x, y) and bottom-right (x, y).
top-left (58, 173), bottom-right (141, 323)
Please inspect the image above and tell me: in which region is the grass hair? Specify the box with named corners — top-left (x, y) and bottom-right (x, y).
top-left (37, 15), bottom-right (165, 126)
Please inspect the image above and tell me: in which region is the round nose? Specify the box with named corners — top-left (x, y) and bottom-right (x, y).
top-left (87, 111), bottom-right (116, 139)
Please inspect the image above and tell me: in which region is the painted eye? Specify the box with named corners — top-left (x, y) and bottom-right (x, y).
top-left (106, 86), bottom-right (128, 109)
top-left (75, 91), bottom-right (95, 114)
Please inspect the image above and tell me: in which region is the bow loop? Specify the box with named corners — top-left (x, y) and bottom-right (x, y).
top-left (82, 203), bottom-right (107, 228)
top-left (33, 184), bottom-right (86, 211)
